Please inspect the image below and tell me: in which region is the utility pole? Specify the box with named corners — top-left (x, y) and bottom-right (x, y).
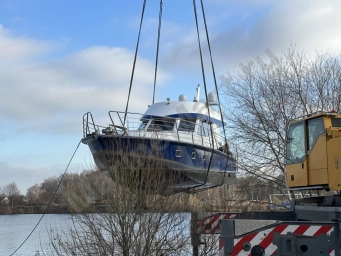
top-left (191, 212), bottom-right (200, 256)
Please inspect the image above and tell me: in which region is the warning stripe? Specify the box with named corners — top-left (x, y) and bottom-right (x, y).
top-left (248, 224), bottom-right (288, 256)
top-left (219, 238), bottom-right (225, 256)
top-left (232, 231), bottom-right (263, 255)
top-left (303, 225), bottom-right (322, 236)
top-left (293, 224), bottom-right (310, 235)
top-left (232, 224), bottom-right (334, 256)
top-left (197, 213), bottom-right (237, 234)
top-left (313, 225), bottom-right (333, 236)
top-left (262, 224), bottom-right (333, 256)
top-left (210, 214), bottom-right (237, 234)
top-left (222, 222), bottom-right (335, 255)
top-left (197, 214), bottom-right (221, 234)
top-left (264, 225), bottom-right (302, 256)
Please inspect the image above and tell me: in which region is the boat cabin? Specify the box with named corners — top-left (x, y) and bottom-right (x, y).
top-left (134, 96), bottom-right (224, 150)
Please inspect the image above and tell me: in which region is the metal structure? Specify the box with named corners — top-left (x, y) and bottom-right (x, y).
top-left (193, 112), bottom-right (341, 255)
top-left (219, 219), bottom-right (339, 256)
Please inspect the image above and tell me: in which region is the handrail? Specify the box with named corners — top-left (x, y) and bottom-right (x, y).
top-left (108, 111), bottom-right (119, 134)
top-left (84, 111), bottom-right (230, 150)
top-left (83, 112), bottom-right (96, 137)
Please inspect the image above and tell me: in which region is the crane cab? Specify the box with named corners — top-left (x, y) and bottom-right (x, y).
top-left (286, 112), bottom-right (341, 191)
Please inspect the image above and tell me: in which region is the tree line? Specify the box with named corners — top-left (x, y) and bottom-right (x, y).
top-left (0, 169), bottom-right (287, 215)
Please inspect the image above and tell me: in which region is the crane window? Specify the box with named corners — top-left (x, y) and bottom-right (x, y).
top-left (286, 121), bottom-right (305, 164)
top-left (307, 117), bottom-right (325, 151)
top-left (332, 118), bottom-right (341, 127)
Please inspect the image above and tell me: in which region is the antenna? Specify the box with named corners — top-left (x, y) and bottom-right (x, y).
top-left (193, 84), bottom-right (200, 102)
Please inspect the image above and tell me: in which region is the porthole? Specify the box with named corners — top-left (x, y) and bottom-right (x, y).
top-left (191, 152), bottom-right (196, 159)
top-left (203, 155), bottom-right (206, 160)
top-left (176, 150), bottom-right (182, 157)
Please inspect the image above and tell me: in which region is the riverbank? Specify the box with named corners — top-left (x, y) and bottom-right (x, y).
top-left (0, 199), bottom-right (270, 215)
top-left (0, 205), bottom-right (71, 215)
top-left (0, 204), bottom-right (193, 215)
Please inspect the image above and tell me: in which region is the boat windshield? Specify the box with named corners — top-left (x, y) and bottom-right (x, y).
top-left (178, 119), bottom-right (196, 132)
top-left (138, 120), bottom-right (149, 130)
top-left (147, 119), bottom-right (175, 131)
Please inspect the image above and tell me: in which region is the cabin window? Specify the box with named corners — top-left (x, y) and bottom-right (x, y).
top-left (176, 150), bottom-right (182, 157)
top-left (178, 119), bottom-right (196, 132)
top-left (147, 119), bottom-right (175, 131)
top-left (198, 120), bottom-right (211, 137)
top-left (286, 121), bottom-right (305, 164)
top-left (191, 152), bottom-right (196, 159)
top-left (307, 117), bottom-right (325, 152)
top-left (331, 118), bottom-right (341, 127)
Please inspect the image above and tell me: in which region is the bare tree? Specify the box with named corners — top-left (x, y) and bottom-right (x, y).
top-left (220, 46), bottom-right (341, 195)
top-left (3, 182), bottom-right (20, 206)
top-left (49, 141), bottom-right (192, 255)
top-left (197, 234), bottom-right (220, 256)
top-left (26, 184), bottom-right (42, 205)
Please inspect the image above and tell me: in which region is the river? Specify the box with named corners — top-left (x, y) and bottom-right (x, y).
top-left (0, 213), bottom-right (195, 256)
top-left (0, 214), bottom-right (71, 256)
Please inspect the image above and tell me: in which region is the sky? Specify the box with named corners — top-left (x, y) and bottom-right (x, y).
top-left (1, 0), bottom-right (341, 194)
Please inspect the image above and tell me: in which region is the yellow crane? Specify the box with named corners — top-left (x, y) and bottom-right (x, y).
top-left (196, 112), bottom-right (341, 255)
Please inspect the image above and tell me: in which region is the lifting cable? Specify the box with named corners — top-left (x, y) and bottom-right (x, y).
top-left (152, 0), bottom-right (163, 104)
top-left (10, 139), bottom-right (82, 256)
top-left (192, 0), bottom-right (214, 180)
top-left (199, 0), bottom-right (228, 147)
top-left (124, 0), bottom-right (147, 126)
top-left (199, 0), bottom-right (231, 183)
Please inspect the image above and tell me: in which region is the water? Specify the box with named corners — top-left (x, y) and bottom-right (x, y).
top-left (0, 213), bottom-right (194, 256)
top-left (0, 214), bottom-right (72, 256)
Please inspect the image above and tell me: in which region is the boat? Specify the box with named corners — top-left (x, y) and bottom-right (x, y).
top-left (82, 85), bottom-right (237, 194)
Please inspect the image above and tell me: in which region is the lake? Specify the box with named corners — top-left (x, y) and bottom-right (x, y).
top-left (0, 214), bottom-right (72, 256)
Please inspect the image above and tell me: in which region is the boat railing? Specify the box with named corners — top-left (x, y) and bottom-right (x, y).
top-left (105, 111), bottom-right (227, 150)
top-left (83, 112), bottom-right (98, 137)
top-left (83, 111), bottom-right (229, 151)
top-left (83, 112), bottom-right (112, 138)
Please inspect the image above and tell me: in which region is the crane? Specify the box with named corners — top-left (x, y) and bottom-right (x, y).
top-left (194, 112), bottom-right (341, 256)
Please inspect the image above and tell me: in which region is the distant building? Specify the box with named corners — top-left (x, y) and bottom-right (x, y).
top-left (0, 197), bottom-right (9, 205)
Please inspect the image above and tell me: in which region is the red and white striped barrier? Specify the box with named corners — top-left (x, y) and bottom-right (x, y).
top-left (220, 223), bottom-right (335, 256)
top-left (196, 213), bottom-right (238, 234)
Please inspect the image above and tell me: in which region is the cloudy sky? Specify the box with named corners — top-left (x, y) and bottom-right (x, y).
top-left (1, 0), bottom-right (341, 193)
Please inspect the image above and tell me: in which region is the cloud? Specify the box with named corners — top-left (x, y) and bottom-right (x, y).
top-left (0, 26), bottom-right (169, 134)
top-left (0, 24), bottom-right (51, 66)
top-left (160, 0), bottom-right (341, 74)
top-left (249, 1), bottom-right (341, 54)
